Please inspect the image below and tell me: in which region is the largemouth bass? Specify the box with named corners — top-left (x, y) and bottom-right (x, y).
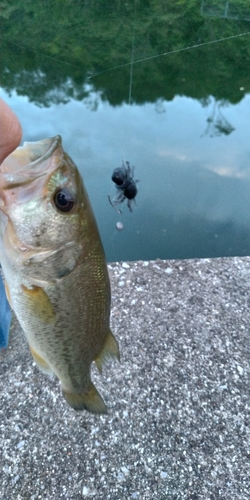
top-left (0, 136), bottom-right (119, 413)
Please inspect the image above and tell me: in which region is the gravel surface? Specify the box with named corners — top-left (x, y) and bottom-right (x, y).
top-left (1, 257), bottom-right (250, 500)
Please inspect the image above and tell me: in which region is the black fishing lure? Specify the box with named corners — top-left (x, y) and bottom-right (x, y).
top-left (108, 161), bottom-right (138, 214)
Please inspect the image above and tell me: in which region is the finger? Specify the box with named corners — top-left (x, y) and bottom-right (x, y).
top-left (0, 98), bottom-right (22, 164)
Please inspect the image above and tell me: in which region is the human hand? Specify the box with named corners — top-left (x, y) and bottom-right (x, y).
top-left (0, 98), bottom-right (21, 346)
top-left (0, 98), bottom-right (22, 164)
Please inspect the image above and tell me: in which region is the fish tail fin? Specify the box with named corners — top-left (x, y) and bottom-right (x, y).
top-left (94, 328), bottom-right (120, 374)
top-left (62, 382), bottom-right (107, 413)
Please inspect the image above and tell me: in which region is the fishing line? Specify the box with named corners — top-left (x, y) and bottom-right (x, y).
top-left (5, 9), bottom-right (91, 72)
top-left (128, 0), bottom-right (137, 105)
top-left (5, 10), bottom-right (250, 97)
top-left (88, 30), bottom-right (250, 79)
top-left (11, 43), bottom-right (79, 69)
top-left (7, 16), bottom-right (250, 85)
top-left (110, 229), bottom-right (121, 262)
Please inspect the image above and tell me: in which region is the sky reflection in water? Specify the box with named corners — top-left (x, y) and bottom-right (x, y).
top-left (1, 87), bottom-right (250, 262)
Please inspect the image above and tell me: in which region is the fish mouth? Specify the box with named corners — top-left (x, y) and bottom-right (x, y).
top-left (0, 135), bottom-right (61, 174)
top-left (0, 135), bottom-right (63, 209)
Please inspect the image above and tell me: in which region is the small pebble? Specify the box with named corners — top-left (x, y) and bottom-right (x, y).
top-left (16, 440), bottom-right (25, 449)
top-left (165, 267), bottom-right (173, 274)
top-left (160, 471), bottom-right (168, 479)
top-left (237, 365), bottom-right (243, 376)
top-left (122, 262), bottom-right (130, 268)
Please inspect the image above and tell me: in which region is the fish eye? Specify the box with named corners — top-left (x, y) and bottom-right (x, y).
top-left (53, 189), bottom-right (75, 213)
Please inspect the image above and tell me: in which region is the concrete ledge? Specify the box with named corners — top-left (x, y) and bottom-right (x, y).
top-left (1, 257), bottom-right (250, 499)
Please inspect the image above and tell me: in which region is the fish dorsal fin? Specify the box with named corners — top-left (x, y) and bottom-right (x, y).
top-left (62, 382), bottom-right (107, 413)
top-left (94, 328), bottom-right (120, 374)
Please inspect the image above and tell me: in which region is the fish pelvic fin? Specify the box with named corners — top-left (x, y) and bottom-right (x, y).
top-left (62, 382), bottom-right (107, 414)
top-left (30, 345), bottom-right (53, 374)
top-left (21, 285), bottom-right (56, 324)
top-left (4, 280), bottom-right (12, 308)
top-left (94, 328), bottom-right (120, 374)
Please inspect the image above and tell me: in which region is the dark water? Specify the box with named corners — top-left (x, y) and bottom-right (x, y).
top-left (1, 0), bottom-right (250, 262)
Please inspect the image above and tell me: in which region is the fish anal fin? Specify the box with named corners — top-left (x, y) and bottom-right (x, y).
top-left (62, 382), bottom-right (107, 413)
top-left (95, 328), bottom-right (120, 374)
top-left (30, 345), bottom-right (53, 374)
top-left (21, 285), bottom-right (56, 324)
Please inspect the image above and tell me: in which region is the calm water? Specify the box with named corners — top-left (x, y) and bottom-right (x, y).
top-left (1, 0), bottom-right (250, 262)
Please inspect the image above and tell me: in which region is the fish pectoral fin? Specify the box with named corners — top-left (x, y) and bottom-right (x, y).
top-left (62, 383), bottom-right (107, 414)
top-left (30, 345), bottom-right (53, 374)
top-left (21, 285), bottom-right (56, 324)
top-left (94, 328), bottom-right (120, 374)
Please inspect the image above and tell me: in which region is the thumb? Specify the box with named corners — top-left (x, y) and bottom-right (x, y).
top-left (0, 99), bottom-right (22, 165)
